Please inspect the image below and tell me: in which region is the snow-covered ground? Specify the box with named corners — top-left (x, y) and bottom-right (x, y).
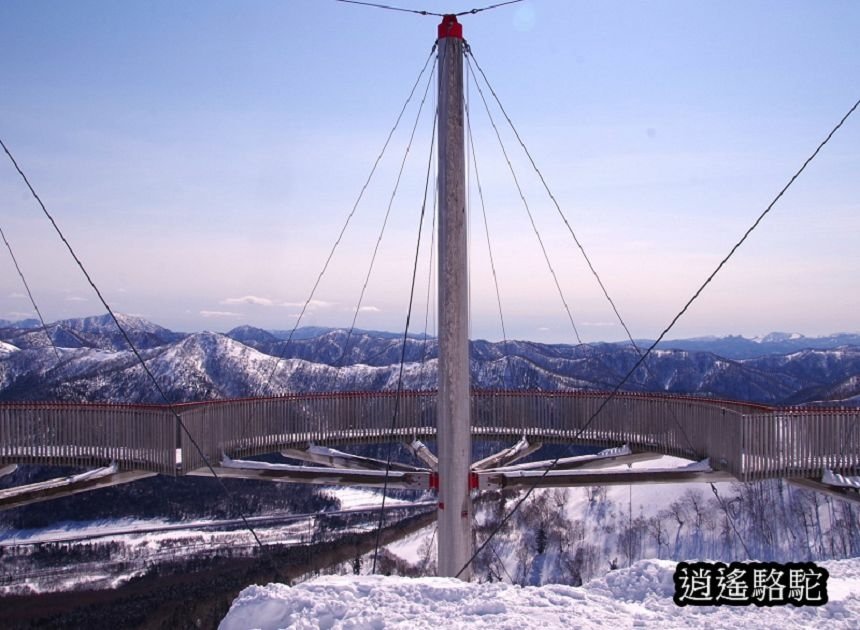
top-left (220, 557), bottom-right (860, 629)
top-left (376, 455), bottom-right (741, 583)
top-left (1, 521), bottom-right (302, 595)
top-left (384, 524), bottom-right (434, 565)
top-left (221, 454), bottom-right (860, 628)
top-left (0, 496), bottom-right (431, 595)
top-left (558, 454), bottom-right (735, 519)
top-left (0, 498), bottom-right (431, 548)
top-left (322, 487), bottom-right (416, 510)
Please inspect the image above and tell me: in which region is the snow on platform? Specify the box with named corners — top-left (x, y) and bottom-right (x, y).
top-left (220, 558), bottom-right (860, 629)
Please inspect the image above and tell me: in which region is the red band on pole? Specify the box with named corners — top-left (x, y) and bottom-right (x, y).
top-left (469, 472), bottom-right (479, 490)
top-left (438, 14), bottom-right (463, 39)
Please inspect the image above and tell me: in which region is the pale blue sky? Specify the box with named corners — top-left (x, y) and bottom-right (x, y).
top-left (1, 1), bottom-right (858, 342)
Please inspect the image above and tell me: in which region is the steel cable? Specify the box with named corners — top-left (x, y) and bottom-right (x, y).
top-left (465, 89), bottom-right (513, 387)
top-left (454, 93), bottom-right (860, 579)
top-left (372, 108), bottom-right (438, 573)
top-left (0, 223), bottom-right (61, 361)
top-left (466, 55), bottom-right (584, 346)
top-left (335, 0), bottom-right (524, 18)
top-left (0, 136), bottom-right (266, 549)
top-left (260, 46), bottom-right (437, 395)
top-left (335, 60), bottom-right (437, 382)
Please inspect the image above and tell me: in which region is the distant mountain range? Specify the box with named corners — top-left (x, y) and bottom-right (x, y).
top-left (645, 331), bottom-right (860, 360)
top-left (1, 314), bottom-right (859, 406)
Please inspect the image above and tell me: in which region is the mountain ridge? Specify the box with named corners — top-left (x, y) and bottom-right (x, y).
top-left (3, 314), bottom-right (858, 357)
top-left (1, 314), bottom-right (859, 406)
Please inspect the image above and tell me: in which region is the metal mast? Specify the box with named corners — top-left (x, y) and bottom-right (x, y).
top-left (436, 14), bottom-right (472, 580)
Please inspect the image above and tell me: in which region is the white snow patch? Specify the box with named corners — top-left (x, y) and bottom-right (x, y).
top-left (0, 340), bottom-right (20, 356)
top-left (323, 487), bottom-right (412, 509)
top-left (557, 454), bottom-right (736, 522)
top-left (221, 558), bottom-right (860, 629)
top-left (385, 524), bottom-right (434, 565)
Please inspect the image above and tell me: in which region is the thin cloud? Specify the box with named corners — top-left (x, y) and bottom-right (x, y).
top-left (65, 296), bottom-right (88, 302)
top-left (221, 295), bottom-right (275, 307)
top-left (582, 321), bottom-right (617, 328)
top-left (354, 306), bottom-right (381, 313)
top-left (7, 292), bottom-right (26, 299)
top-left (282, 299), bottom-right (334, 310)
top-left (200, 310), bottom-right (241, 318)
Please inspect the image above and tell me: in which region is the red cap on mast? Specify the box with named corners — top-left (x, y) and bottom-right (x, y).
top-left (438, 14), bottom-right (463, 39)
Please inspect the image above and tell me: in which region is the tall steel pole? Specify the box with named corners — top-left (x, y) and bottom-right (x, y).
top-left (436, 14), bottom-right (472, 580)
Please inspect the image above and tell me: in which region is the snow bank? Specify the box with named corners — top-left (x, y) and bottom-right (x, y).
top-left (220, 558), bottom-right (860, 629)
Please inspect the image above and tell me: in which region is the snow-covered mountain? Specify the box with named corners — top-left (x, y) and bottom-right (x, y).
top-left (0, 318), bottom-right (39, 329)
top-left (1, 315), bottom-right (859, 405)
top-left (650, 331), bottom-right (860, 359)
top-left (0, 331), bottom-right (411, 402)
top-left (226, 326), bottom-right (434, 367)
top-left (0, 313), bottom-right (185, 353)
top-left (3, 314), bottom-right (859, 626)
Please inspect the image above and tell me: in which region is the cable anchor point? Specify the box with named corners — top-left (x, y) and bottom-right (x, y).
top-left (438, 14), bottom-right (463, 40)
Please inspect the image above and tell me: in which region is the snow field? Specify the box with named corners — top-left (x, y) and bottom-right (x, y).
top-left (220, 558), bottom-right (860, 629)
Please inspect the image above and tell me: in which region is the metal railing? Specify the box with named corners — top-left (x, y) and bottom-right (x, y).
top-left (0, 402), bottom-right (176, 474)
top-left (1, 391), bottom-right (858, 481)
top-left (741, 408), bottom-right (860, 481)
